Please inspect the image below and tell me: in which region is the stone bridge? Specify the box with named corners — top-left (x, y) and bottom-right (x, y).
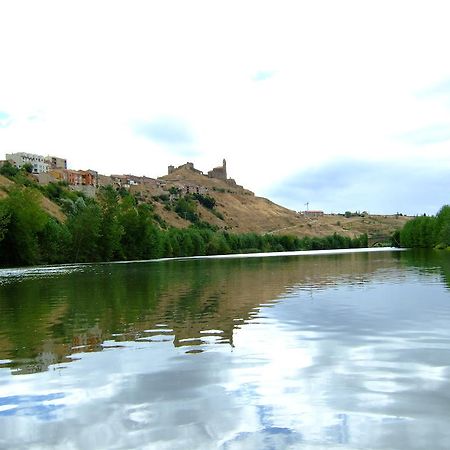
top-left (367, 234), bottom-right (395, 247)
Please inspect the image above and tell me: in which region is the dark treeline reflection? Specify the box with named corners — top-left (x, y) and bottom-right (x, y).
top-left (399, 249), bottom-right (450, 289)
top-left (0, 250), bottom-right (441, 374)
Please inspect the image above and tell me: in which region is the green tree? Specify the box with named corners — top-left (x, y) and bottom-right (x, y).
top-left (67, 201), bottom-right (102, 262)
top-left (0, 202), bottom-right (10, 243)
top-left (190, 228), bottom-right (206, 255)
top-left (0, 161), bottom-right (19, 178)
top-left (22, 163), bottom-right (33, 174)
top-left (169, 186), bottom-right (181, 196)
top-left (38, 218), bottom-right (71, 264)
top-left (118, 195), bottom-right (141, 260)
top-left (206, 232), bottom-right (231, 255)
top-left (400, 215), bottom-right (437, 248)
top-left (0, 187), bottom-right (49, 265)
top-left (193, 193), bottom-right (216, 209)
top-left (97, 186), bottom-right (124, 261)
top-left (174, 196), bottom-right (199, 223)
top-left (436, 205), bottom-right (450, 248)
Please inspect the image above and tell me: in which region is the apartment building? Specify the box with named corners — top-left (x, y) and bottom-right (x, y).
top-left (45, 156), bottom-right (67, 170)
top-left (5, 152), bottom-right (49, 174)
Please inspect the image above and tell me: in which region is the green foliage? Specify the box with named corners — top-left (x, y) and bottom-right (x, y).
top-left (11, 171), bottom-right (38, 188)
top-left (0, 185), bottom-right (374, 267)
top-left (400, 215), bottom-right (437, 248)
top-left (193, 193), bottom-right (216, 209)
top-left (0, 161), bottom-right (19, 178)
top-left (43, 182), bottom-right (72, 202)
top-left (174, 196), bottom-right (199, 223)
top-left (38, 218), bottom-right (71, 264)
top-left (399, 204), bottom-right (450, 248)
top-left (0, 203), bottom-right (10, 243)
top-left (118, 199), bottom-right (162, 260)
top-left (97, 186), bottom-right (124, 261)
top-left (169, 186), bottom-right (181, 196)
top-left (66, 202), bottom-right (102, 262)
top-left (436, 205), bottom-right (450, 248)
top-left (22, 163), bottom-right (33, 174)
top-left (0, 187), bottom-right (49, 265)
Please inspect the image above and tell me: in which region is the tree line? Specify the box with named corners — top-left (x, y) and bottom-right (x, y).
top-left (397, 205), bottom-right (450, 249)
top-left (0, 175), bottom-right (369, 266)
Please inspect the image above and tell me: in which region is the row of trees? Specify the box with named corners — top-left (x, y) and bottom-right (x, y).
top-left (399, 205), bottom-right (450, 248)
top-left (0, 182), bottom-right (369, 267)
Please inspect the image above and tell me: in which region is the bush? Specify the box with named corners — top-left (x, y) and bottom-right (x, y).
top-left (193, 193), bottom-right (216, 209)
top-left (174, 197), bottom-right (199, 223)
top-left (0, 161), bottom-right (19, 178)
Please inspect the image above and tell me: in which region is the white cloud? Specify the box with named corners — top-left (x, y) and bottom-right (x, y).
top-left (0, 0), bottom-right (449, 211)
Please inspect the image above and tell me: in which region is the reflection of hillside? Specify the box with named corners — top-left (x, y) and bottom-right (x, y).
top-left (0, 251), bottom-right (402, 374)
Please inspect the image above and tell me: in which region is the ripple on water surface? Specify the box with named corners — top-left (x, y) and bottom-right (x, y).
top-left (0, 250), bottom-right (450, 449)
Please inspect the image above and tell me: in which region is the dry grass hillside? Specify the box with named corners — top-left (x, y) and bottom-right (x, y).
top-left (156, 166), bottom-right (410, 238)
top-left (0, 174), bottom-right (66, 222)
top-left (0, 167), bottom-right (410, 239)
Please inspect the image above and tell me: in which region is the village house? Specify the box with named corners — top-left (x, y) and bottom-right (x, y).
top-left (45, 156), bottom-right (67, 170)
top-left (110, 174), bottom-right (160, 189)
top-left (302, 210), bottom-right (324, 217)
top-left (5, 152), bottom-right (49, 174)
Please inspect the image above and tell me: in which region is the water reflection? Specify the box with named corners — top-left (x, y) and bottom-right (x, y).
top-left (0, 249), bottom-right (450, 449)
top-left (0, 250), bottom-right (405, 374)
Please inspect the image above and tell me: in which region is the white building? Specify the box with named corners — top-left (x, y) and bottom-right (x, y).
top-left (5, 152), bottom-right (49, 174)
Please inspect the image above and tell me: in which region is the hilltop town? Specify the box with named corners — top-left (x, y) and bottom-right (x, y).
top-left (1, 152), bottom-right (250, 198)
top-left (0, 151), bottom-right (410, 240)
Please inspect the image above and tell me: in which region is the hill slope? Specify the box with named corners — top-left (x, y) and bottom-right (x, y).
top-left (155, 166), bottom-right (410, 238)
top-left (0, 174), bottom-right (66, 222)
top-left (0, 167), bottom-right (410, 240)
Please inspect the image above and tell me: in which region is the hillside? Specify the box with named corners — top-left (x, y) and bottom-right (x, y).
top-left (149, 165), bottom-right (410, 239)
top-left (0, 165), bottom-right (410, 241)
top-left (0, 174), bottom-right (66, 222)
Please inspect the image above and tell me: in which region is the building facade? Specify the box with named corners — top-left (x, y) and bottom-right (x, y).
top-left (5, 152), bottom-right (49, 174)
top-left (61, 169), bottom-right (98, 187)
top-left (45, 156), bottom-right (67, 170)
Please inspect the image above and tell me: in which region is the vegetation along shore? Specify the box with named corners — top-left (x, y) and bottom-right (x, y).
top-left (397, 205), bottom-right (450, 249)
top-left (0, 164), bottom-right (371, 267)
top-left (1, 161), bottom-right (446, 267)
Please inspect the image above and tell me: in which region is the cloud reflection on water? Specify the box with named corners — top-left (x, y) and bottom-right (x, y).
top-left (0, 251), bottom-right (450, 449)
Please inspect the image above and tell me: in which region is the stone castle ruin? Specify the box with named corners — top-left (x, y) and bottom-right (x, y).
top-left (168, 159), bottom-right (228, 181)
top-left (165, 159), bottom-right (249, 193)
top-left (168, 161), bottom-right (203, 176)
top-left (207, 159), bottom-right (227, 180)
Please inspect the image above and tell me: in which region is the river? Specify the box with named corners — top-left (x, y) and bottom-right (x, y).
top-left (0, 248), bottom-right (449, 449)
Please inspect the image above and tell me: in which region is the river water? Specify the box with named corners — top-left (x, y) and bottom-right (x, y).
top-left (0, 248), bottom-right (449, 450)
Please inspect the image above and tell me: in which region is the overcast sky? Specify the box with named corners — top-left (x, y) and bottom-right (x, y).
top-left (0, 1), bottom-right (449, 215)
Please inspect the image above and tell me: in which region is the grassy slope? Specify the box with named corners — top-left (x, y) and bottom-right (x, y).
top-left (0, 170), bottom-right (410, 238)
top-left (158, 168), bottom-right (410, 238)
top-left (0, 174), bottom-right (66, 222)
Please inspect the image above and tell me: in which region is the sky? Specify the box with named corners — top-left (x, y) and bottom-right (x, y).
top-left (0, 0), bottom-right (449, 215)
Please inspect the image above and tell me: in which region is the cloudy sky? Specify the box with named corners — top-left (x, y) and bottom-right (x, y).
top-left (0, 0), bottom-right (449, 215)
